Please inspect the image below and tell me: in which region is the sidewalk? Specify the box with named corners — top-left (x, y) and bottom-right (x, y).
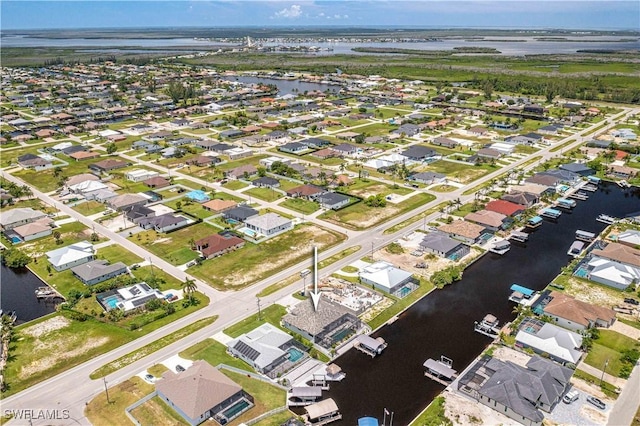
top-left (577, 361), bottom-right (626, 388)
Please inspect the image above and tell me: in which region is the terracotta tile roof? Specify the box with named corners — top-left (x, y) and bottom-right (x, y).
top-left (485, 200), bottom-right (524, 217)
top-left (591, 242), bottom-right (640, 268)
top-left (543, 291), bottom-right (616, 328)
top-left (439, 220), bottom-right (485, 239)
top-left (202, 199), bottom-right (237, 212)
top-left (195, 233), bottom-right (245, 258)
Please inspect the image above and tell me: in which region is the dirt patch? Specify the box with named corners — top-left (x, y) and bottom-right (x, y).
top-left (349, 184), bottom-right (388, 198)
top-left (21, 316), bottom-right (71, 339)
top-left (580, 405), bottom-right (608, 424)
top-left (151, 237), bottom-right (172, 245)
top-left (492, 346), bottom-right (532, 368)
top-left (443, 390), bottom-right (520, 425)
top-left (20, 336), bottom-right (110, 379)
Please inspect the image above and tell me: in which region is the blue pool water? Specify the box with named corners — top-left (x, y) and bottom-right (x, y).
top-left (332, 328), bottom-right (352, 343)
top-left (100, 295), bottom-right (121, 309)
top-left (574, 267), bottom-right (589, 278)
top-left (399, 286), bottom-right (412, 297)
top-left (288, 347), bottom-right (304, 362)
top-left (238, 227), bottom-right (256, 237)
top-left (10, 236), bottom-right (21, 243)
top-left (221, 399), bottom-right (250, 419)
top-left (226, 218), bottom-right (239, 225)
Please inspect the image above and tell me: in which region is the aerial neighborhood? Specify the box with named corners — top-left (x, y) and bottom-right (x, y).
top-left (1, 40), bottom-right (639, 426)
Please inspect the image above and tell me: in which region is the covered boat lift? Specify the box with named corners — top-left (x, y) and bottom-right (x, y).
top-left (354, 335), bottom-right (387, 358)
top-left (305, 398), bottom-right (342, 425)
top-left (423, 356), bottom-right (458, 385)
top-left (288, 386), bottom-right (323, 406)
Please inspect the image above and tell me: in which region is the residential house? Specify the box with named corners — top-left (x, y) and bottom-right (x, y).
top-left (156, 360), bottom-right (254, 426)
top-left (69, 151), bottom-right (100, 161)
top-left (97, 282), bottom-right (164, 312)
top-left (202, 199), bottom-right (237, 213)
top-left (458, 356), bottom-right (572, 426)
top-left (0, 207), bottom-right (47, 231)
top-left (393, 123), bottom-right (420, 137)
top-left (71, 260), bottom-right (128, 285)
top-left (186, 155), bottom-right (221, 167)
top-left (515, 318), bottom-right (583, 365)
top-left (226, 147), bottom-right (253, 161)
top-left (195, 233), bottom-right (245, 259)
top-left (279, 142), bottom-right (308, 155)
top-left (226, 165), bottom-right (258, 180)
top-left (331, 143), bottom-right (362, 158)
top-left (17, 153), bottom-right (53, 171)
top-left (107, 194), bottom-right (147, 211)
top-left (617, 229), bottom-right (640, 248)
top-left (524, 104), bottom-right (545, 115)
top-left (501, 191), bottom-right (539, 208)
top-left (124, 204), bottom-right (155, 224)
top-left (282, 298), bottom-right (361, 349)
top-left (559, 163), bottom-right (593, 177)
top-left (420, 232), bottom-right (470, 260)
top-left (65, 173), bottom-right (100, 187)
top-left (244, 213), bottom-right (292, 237)
top-left (252, 176), bottom-right (280, 188)
top-left (438, 220), bottom-right (486, 245)
top-left (608, 165), bottom-right (637, 180)
top-left (185, 190), bottom-right (210, 203)
top-left (401, 146), bottom-right (436, 161)
top-left (464, 210), bottom-right (508, 232)
top-left (535, 291), bottom-right (616, 331)
top-left (311, 148), bottom-right (339, 159)
top-left (359, 261), bottom-right (414, 294)
top-left (125, 169), bottom-right (159, 182)
top-left (219, 129), bottom-right (244, 139)
top-left (537, 169), bottom-right (581, 186)
top-left (408, 172), bottom-right (446, 185)
top-left (316, 192), bottom-right (351, 210)
top-left (476, 148), bottom-right (502, 160)
top-left (224, 206), bottom-right (259, 223)
top-left (138, 213), bottom-right (189, 233)
top-left (431, 137), bottom-right (458, 149)
top-left (524, 174), bottom-right (561, 188)
top-left (144, 176), bottom-right (171, 189)
top-left (227, 323), bottom-right (301, 375)
top-left (46, 240), bottom-right (95, 272)
top-left (586, 243), bottom-right (640, 290)
top-left (300, 138), bottom-right (331, 149)
top-left (89, 159), bottom-right (128, 173)
top-left (485, 200), bottom-right (525, 217)
top-left (9, 218), bottom-right (54, 242)
top-left (286, 184), bottom-right (326, 200)
top-left (467, 126), bottom-right (488, 136)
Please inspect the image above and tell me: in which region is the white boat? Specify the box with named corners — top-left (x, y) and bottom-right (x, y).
top-left (575, 230), bottom-right (596, 242)
top-left (596, 214), bottom-right (616, 224)
top-left (474, 314), bottom-right (501, 338)
top-left (618, 180), bottom-right (630, 188)
top-left (489, 240), bottom-right (511, 255)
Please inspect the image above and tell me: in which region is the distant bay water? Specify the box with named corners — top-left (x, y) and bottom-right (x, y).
top-left (2, 35), bottom-right (638, 56)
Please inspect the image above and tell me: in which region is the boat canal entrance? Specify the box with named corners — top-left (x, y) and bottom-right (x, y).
top-left (324, 183), bottom-right (640, 425)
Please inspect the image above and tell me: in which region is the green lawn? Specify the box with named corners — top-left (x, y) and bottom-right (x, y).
top-left (584, 330), bottom-right (640, 378)
top-left (164, 198), bottom-right (215, 220)
top-left (188, 223), bottom-right (346, 289)
top-left (85, 377), bottom-right (155, 426)
top-left (320, 192), bottom-right (435, 230)
top-left (96, 244), bottom-right (143, 266)
top-left (277, 179), bottom-right (304, 191)
top-left (222, 180), bottom-right (249, 190)
top-left (422, 159), bottom-right (494, 184)
top-left (244, 186), bottom-right (283, 202)
top-left (223, 304), bottom-right (288, 337)
top-left (221, 370), bottom-right (287, 426)
top-left (130, 223), bottom-right (218, 265)
top-left (410, 396), bottom-right (452, 426)
top-left (72, 201), bottom-right (106, 216)
top-left (368, 278), bottom-right (435, 330)
top-left (130, 396), bottom-right (189, 426)
top-left (180, 339), bottom-right (251, 371)
top-left (279, 197), bottom-right (320, 214)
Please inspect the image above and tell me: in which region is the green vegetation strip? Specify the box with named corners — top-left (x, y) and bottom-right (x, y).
top-left (572, 369), bottom-right (620, 400)
top-left (409, 396), bottom-right (452, 426)
top-left (318, 245), bottom-right (362, 269)
top-left (257, 275), bottom-right (299, 298)
top-left (90, 316), bottom-right (217, 379)
top-left (368, 279), bottom-right (435, 330)
top-left (223, 305), bottom-right (287, 338)
top-left (384, 206), bottom-right (441, 235)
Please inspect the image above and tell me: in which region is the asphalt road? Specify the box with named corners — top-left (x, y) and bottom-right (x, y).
top-left (1, 107), bottom-right (638, 425)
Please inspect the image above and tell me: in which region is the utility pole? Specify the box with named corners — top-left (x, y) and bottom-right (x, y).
top-left (600, 359), bottom-right (609, 386)
top-left (103, 377), bottom-right (111, 404)
top-left (257, 297), bottom-right (262, 321)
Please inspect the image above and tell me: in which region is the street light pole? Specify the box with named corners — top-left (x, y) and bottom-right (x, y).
top-left (257, 297), bottom-right (262, 321)
top-left (103, 377), bottom-right (111, 404)
top-left (600, 358), bottom-right (609, 386)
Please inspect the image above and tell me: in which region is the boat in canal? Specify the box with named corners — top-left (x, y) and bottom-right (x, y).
top-left (556, 198), bottom-right (577, 209)
top-left (575, 229), bottom-right (596, 242)
top-left (474, 314), bottom-right (501, 338)
top-left (540, 208), bottom-right (562, 219)
top-left (567, 240), bottom-right (585, 258)
top-left (582, 183), bottom-right (598, 192)
top-left (489, 240), bottom-right (511, 255)
top-left (509, 231), bottom-right (529, 243)
top-left (569, 191), bottom-right (589, 200)
top-left (596, 214), bottom-right (617, 224)
top-left (353, 335), bottom-right (387, 358)
top-left (423, 355), bottom-right (457, 385)
top-left (526, 216), bottom-right (543, 228)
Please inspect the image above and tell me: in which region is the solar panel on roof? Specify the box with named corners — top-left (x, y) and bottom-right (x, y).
top-left (140, 283), bottom-right (151, 291)
top-left (233, 341), bottom-right (260, 361)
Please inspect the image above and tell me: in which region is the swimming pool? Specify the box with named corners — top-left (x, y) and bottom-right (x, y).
top-left (332, 328), bottom-right (353, 343)
top-left (287, 347), bottom-right (305, 362)
top-left (399, 286), bottom-right (412, 298)
top-left (226, 218), bottom-right (239, 225)
top-left (100, 294), bottom-right (122, 310)
top-left (220, 399), bottom-right (250, 420)
top-left (238, 227), bottom-right (257, 237)
top-left (9, 236), bottom-right (21, 243)
top-left (574, 267), bottom-right (589, 278)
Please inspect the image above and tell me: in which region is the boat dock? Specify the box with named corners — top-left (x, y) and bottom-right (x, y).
top-left (575, 229), bottom-right (596, 242)
top-left (596, 214), bottom-right (617, 224)
top-left (526, 216), bottom-right (543, 229)
top-left (353, 335), bottom-right (388, 358)
top-left (35, 286), bottom-right (64, 300)
top-left (556, 198), bottom-right (577, 209)
top-left (489, 240), bottom-right (511, 255)
top-left (509, 231), bottom-right (529, 243)
top-left (582, 183), bottom-right (598, 192)
top-left (423, 356), bottom-right (457, 386)
top-left (567, 240), bottom-right (585, 257)
top-left (540, 208), bottom-right (562, 219)
top-left (618, 180), bottom-right (630, 188)
top-left (474, 314), bottom-right (501, 338)
top-left (508, 283), bottom-right (537, 305)
top-left (568, 191), bottom-right (589, 200)
top-left (287, 387), bottom-right (323, 407)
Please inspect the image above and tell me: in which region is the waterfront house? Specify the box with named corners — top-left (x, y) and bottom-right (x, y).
top-left (485, 200), bottom-right (525, 217)
top-left (501, 191), bottom-right (539, 207)
top-left (464, 210), bottom-right (508, 232)
top-left (358, 261), bottom-right (414, 295)
top-left (420, 232), bottom-right (470, 260)
top-left (316, 192), bottom-right (351, 210)
top-left (46, 240), bottom-right (95, 272)
top-left (138, 213), bottom-right (190, 233)
top-left (438, 220), bottom-right (486, 245)
top-left (457, 355), bottom-right (572, 426)
top-left (515, 318), bottom-right (584, 365)
top-left (583, 257), bottom-right (639, 290)
top-left (156, 360), bottom-right (254, 426)
top-left (524, 174), bottom-right (561, 188)
top-left (537, 169), bottom-right (581, 186)
top-left (71, 260), bottom-right (128, 285)
top-left (616, 230), bottom-right (640, 248)
top-left (227, 323), bottom-right (302, 376)
top-left (97, 282), bottom-right (164, 312)
top-left (244, 213), bottom-right (292, 237)
top-left (0, 207), bottom-right (47, 231)
top-left (535, 291), bottom-right (616, 331)
top-left (559, 162), bottom-right (593, 177)
top-left (282, 298), bottom-right (361, 349)
top-left (10, 218), bottom-right (54, 242)
top-left (195, 233), bottom-right (245, 259)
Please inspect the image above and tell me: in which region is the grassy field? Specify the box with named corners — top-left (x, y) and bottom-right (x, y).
top-left (188, 223), bottom-right (346, 289)
top-left (72, 200), bottom-right (107, 216)
top-left (85, 377), bottom-right (155, 426)
top-left (278, 197), bottom-right (320, 214)
top-left (584, 329), bottom-right (640, 378)
top-left (223, 304), bottom-right (288, 338)
top-left (130, 222), bottom-right (218, 265)
top-left (244, 186), bottom-right (283, 202)
top-left (422, 159), bottom-right (494, 184)
top-left (97, 244), bottom-right (143, 266)
top-left (130, 396), bottom-right (188, 426)
top-left (256, 274), bottom-right (299, 298)
top-left (368, 279), bottom-right (435, 330)
top-left (180, 339), bottom-right (251, 371)
top-left (164, 197), bottom-right (215, 220)
top-left (90, 316), bottom-right (217, 378)
top-left (409, 396), bottom-right (452, 426)
top-left (222, 180), bottom-right (249, 190)
top-left (320, 192), bottom-right (435, 230)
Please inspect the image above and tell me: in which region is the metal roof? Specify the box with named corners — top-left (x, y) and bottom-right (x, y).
top-left (423, 359), bottom-right (457, 379)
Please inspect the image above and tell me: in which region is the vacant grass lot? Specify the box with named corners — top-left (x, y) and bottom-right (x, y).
top-left (72, 200), bottom-right (106, 216)
top-left (279, 197), bottom-right (320, 214)
top-left (180, 339), bottom-right (250, 371)
top-left (244, 186), bottom-right (283, 202)
top-left (320, 192), bottom-right (435, 230)
top-left (130, 222), bottom-right (219, 265)
top-left (164, 198), bottom-right (215, 220)
top-left (584, 329), bottom-right (640, 378)
top-left (188, 223), bottom-right (346, 289)
top-left (85, 377), bottom-right (155, 426)
top-left (222, 180), bottom-right (249, 190)
top-left (97, 244), bottom-right (143, 266)
top-left (224, 304), bottom-right (288, 337)
top-left (421, 159), bottom-right (494, 184)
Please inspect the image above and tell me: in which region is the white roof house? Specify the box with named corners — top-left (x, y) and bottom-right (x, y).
top-left (46, 240), bottom-right (95, 271)
top-left (0, 208), bottom-right (47, 231)
top-left (114, 282), bottom-right (164, 311)
top-left (359, 261), bottom-right (413, 294)
top-left (51, 141), bottom-right (74, 151)
top-left (617, 230), bottom-right (640, 248)
top-left (125, 169), bottom-right (159, 182)
top-left (586, 257), bottom-right (640, 290)
top-left (227, 323), bottom-right (295, 374)
top-left (244, 213), bottom-right (292, 237)
top-left (515, 321), bottom-right (583, 365)
top-left (69, 180), bottom-right (108, 194)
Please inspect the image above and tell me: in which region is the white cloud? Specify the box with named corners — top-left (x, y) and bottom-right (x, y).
top-left (274, 4), bottom-right (303, 18)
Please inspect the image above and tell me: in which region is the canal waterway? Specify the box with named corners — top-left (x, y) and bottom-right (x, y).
top-left (324, 182), bottom-right (640, 425)
top-left (221, 75), bottom-right (339, 96)
top-left (0, 263), bottom-right (58, 325)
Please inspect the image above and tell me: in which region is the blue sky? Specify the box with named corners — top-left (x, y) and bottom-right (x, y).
top-left (2, 1), bottom-right (639, 30)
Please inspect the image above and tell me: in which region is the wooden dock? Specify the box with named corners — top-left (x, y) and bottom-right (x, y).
top-left (35, 286), bottom-right (64, 300)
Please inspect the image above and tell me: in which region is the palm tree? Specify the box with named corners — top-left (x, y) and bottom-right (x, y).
top-left (21, 185), bottom-right (33, 199)
top-left (182, 278), bottom-right (197, 303)
top-left (0, 314), bottom-right (14, 391)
